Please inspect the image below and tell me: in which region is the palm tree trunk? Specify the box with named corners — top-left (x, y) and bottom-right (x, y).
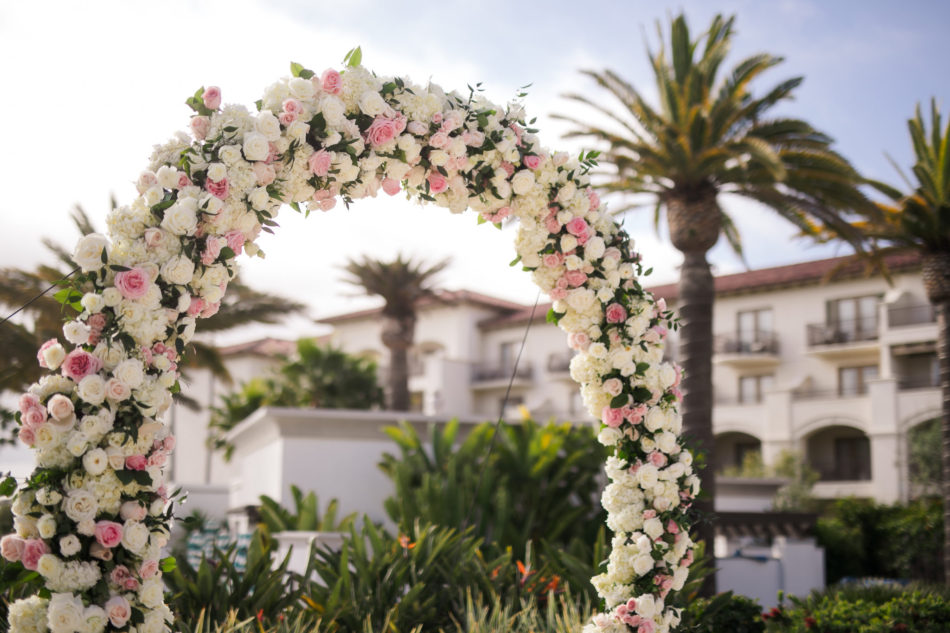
top-left (935, 301), bottom-right (950, 585)
top-left (678, 249), bottom-right (717, 596)
top-left (381, 317), bottom-right (413, 411)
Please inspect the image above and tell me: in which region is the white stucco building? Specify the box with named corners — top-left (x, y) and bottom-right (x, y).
top-left (169, 253), bottom-right (942, 510)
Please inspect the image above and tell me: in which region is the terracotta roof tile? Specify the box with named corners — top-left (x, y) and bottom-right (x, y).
top-left (218, 337), bottom-right (298, 357)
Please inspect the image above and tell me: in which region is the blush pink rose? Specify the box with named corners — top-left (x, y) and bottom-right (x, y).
top-left (542, 254), bottom-right (561, 268)
top-left (201, 301), bottom-right (221, 318)
top-left (601, 406), bottom-right (624, 428)
top-left (381, 178), bottom-right (401, 196)
top-left (114, 267), bottom-right (150, 300)
top-left (648, 451), bottom-right (668, 467)
top-left (568, 331), bottom-right (590, 351)
top-left (499, 161), bottom-right (515, 177)
top-left (206, 178), bottom-right (229, 200)
top-left (190, 116), bottom-right (210, 140)
top-left (18, 426), bottom-right (36, 446)
top-left (407, 120), bottom-right (428, 135)
top-left (202, 86), bottom-right (221, 110)
top-left (95, 521), bottom-right (124, 548)
top-left (21, 539), bottom-right (49, 571)
top-left (427, 171), bottom-right (448, 194)
top-left (18, 392), bottom-right (39, 411)
top-left (201, 237), bottom-right (223, 265)
top-left (143, 228), bottom-right (164, 249)
top-left (321, 69), bottom-right (342, 94)
top-left (523, 154), bottom-right (542, 170)
top-left (252, 161), bottom-right (276, 185)
top-left (550, 288), bottom-right (567, 301)
top-left (587, 187), bottom-right (601, 210)
top-left (623, 404), bottom-right (647, 423)
top-left (566, 217), bottom-right (589, 237)
top-left (482, 206), bottom-right (510, 223)
top-left (429, 131), bottom-right (449, 148)
top-left (139, 559), bottom-right (159, 579)
top-left (308, 149), bottom-right (332, 177)
top-left (187, 297), bottom-right (205, 318)
top-left (564, 270), bottom-right (587, 287)
top-left (279, 111), bottom-right (297, 126)
top-left (605, 303), bottom-right (627, 323)
top-left (224, 230), bottom-right (245, 255)
top-left (365, 116), bottom-right (399, 147)
top-left (282, 98), bottom-right (303, 115)
top-left (62, 349), bottom-right (102, 381)
top-left (125, 455), bottom-right (147, 471)
top-left (105, 595), bottom-right (131, 628)
top-left (47, 394), bottom-right (74, 421)
top-left (120, 501), bottom-right (147, 522)
top-left (603, 378), bottom-right (623, 397)
top-left (0, 535), bottom-right (24, 562)
top-left (545, 216), bottom-right (562, 234)
top-left (110, 565), bottom-right (131, 586)
top-left (178, 173), bottom-right (192, 188)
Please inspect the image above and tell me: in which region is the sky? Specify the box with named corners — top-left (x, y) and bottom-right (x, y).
top-left (1, 0), bottom-right (949, 345)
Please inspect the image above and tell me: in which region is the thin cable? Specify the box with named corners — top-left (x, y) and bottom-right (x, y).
top-left (463, 288), bottom-right (543, 530)
top-left (0, 268), bottom-right (80, 326)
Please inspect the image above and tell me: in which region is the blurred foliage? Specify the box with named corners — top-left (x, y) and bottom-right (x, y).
top-left (258, 486), bottom-right (356, 533)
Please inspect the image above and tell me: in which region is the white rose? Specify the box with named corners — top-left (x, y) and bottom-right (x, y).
top-left (122, 521), bottom-right (149, 554)
top-left (82, 447), bottom-right (109, 476)
top-left (557, 181), bottom-right (577, 204)
top-left (48, 592), bottom-right (84, 633)
top-left (200, 193), bottom-right (224, 215)
top-left (289, 76), bottom-right (315, 100)
top-left (59, 535), bottom-right (81, 557)
top-left (64, 490), bottom-right (98, 523)
top-left (101, 287), bottom-right (122, 307)
top-left (41, 342), bottom-right (66, 371)
top-left (635, 594), bottom-right (657, 619)
top-left (643, 517), bottom-right (664, 540)
top-left (114, 359), bottom-right (144, 389)
top-left (320, 96), bottom-right (345, 125)
top-left (359, 91), bottom-right (387, 116)
top-left (155, 165), bottom-right (179, 189)
top-left (243, 132), bottom-right (270, 162)
top-left (161, 198), bottom-right (198, 236)
top-left (510, 170), bottom-right (535, 195)
top-left (138, 577), bottom-right (164, 608)
top-left (585, 236), bottom-right (606, 260)
top-left (249, 187), bottom-right (271, 210)
top-left (644, 408), bottom-right (668, 432)
top-left (143, 185), bottom-right (164, 207)
top-left (633, 553), bottom-right (654, 577)
top-left (37, 514), bottom-right (56, 539)
top-left (256, 110), bottom-right (281, 140)
top-left (65, 432), bottom-right (89, 457)
top-left (598, 427), bottom-right (622, 446)
top-left (72, 234), bottom-right (110, 271)
top-left (560, 234), bottom-right (578, 252)
top-left (638, 464), bottom-right (659, 488)
top-left (80, 293), bottom-right (104, 314)
top-left (161, 255), bottom-right (195, 285)
top-left (105, 446), bottom-right (125, 470)
top-left (207, 162), bottom-right (227, 182)
top-left (77, 375), bottom-right (106, 406)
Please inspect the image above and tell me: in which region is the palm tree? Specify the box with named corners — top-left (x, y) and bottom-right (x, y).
top-left (341, 255), bottom-right (449, 411)
top-left (555, 12), bottom-right (877, 585)
top-left (811, 100), bottom-right (949, 582)
top-left (0, 206), bottom-right (306, 431)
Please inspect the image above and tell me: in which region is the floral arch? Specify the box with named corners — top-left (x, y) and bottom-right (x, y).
top-left (2, 56), bottom-right (697, 633)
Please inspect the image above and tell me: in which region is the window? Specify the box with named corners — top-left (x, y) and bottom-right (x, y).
top-left (737, 308), bottom-right (773, 352)
top-left (828, 295), bottom-right (879, 342)
top-left (838, 365), bottom-right (878, 396)
top-left (499, 341), bottom-right (516, 369)
top-left (833, 436), bottom-right (871, 480)
top-left (739, 374), bottom-right (774, 403)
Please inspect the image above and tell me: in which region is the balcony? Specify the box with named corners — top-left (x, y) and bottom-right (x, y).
top-left (713, 331), bottom-right (780, 369)
top-left (471, 362), bottom-right (533, 390)
top-left (805, 318), bottom-right (879, 361)
top-left (897, 374), bottom-right (940, 391)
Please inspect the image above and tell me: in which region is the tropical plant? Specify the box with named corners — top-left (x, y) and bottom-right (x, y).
top-left (554, 12), bottom-right (876, 585)
top-left (909, 417), bottom-right (942, 491)
top-left (819, 99), bottom-right (950, 583)
top-left (165, 528), bottom-right (310, 629)
top-left (207, 340), bottom-right (384, 456)
top-left (258, 485), bottom-right (356, 533)
top-left (341, 254), bottom-right (449, 411)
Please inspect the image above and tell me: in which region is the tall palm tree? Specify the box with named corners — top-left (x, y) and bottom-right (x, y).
top-left (555, 12), bottom-right (877, 585)
top-left (342, 255), bottom-right (449, 411)
top-left (811, 99), bottom-right (949, 582)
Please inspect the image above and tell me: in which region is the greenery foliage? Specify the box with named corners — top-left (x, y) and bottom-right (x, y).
top-left (908, 418), bottom-right (942, 489)
top-left (379, 419), bottom-right (608, 595)
top-left (678, 591), bottom-right (765, 633)
top-left (815, 498), bottom-right (944, 584)
top-left (258, 485), bottom-right (356, 533)
top-left (208, 339), bottom-right (384, 456)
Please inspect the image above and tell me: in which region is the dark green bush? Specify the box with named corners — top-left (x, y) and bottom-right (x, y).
top-left (678, 591), bottom-right (765, 633)
top-left (815, 497), bottom-right (943, 584)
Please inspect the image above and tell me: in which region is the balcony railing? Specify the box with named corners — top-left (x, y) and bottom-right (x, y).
top-left (887, 304), bottom-right (936, 328)
top-left (714, 331), bottom-right (780, 355)
top-left (792, 387), bottom-right (868, 400)
top-left (897, 374), bottom-right (940, 390)
top-left (547, 351), bottom-right (574, 373)
top-left (472, 362), bottom-right (533, 382)
top-left (806, 318), bottom-right (879, 347)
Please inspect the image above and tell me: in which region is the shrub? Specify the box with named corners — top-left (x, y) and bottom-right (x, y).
top-left (678, 591), bottom-right (765, 633)
top-left (379, 418), bottom-right (607, 597)
top-left (258, 485), bottom-right (356, 533)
